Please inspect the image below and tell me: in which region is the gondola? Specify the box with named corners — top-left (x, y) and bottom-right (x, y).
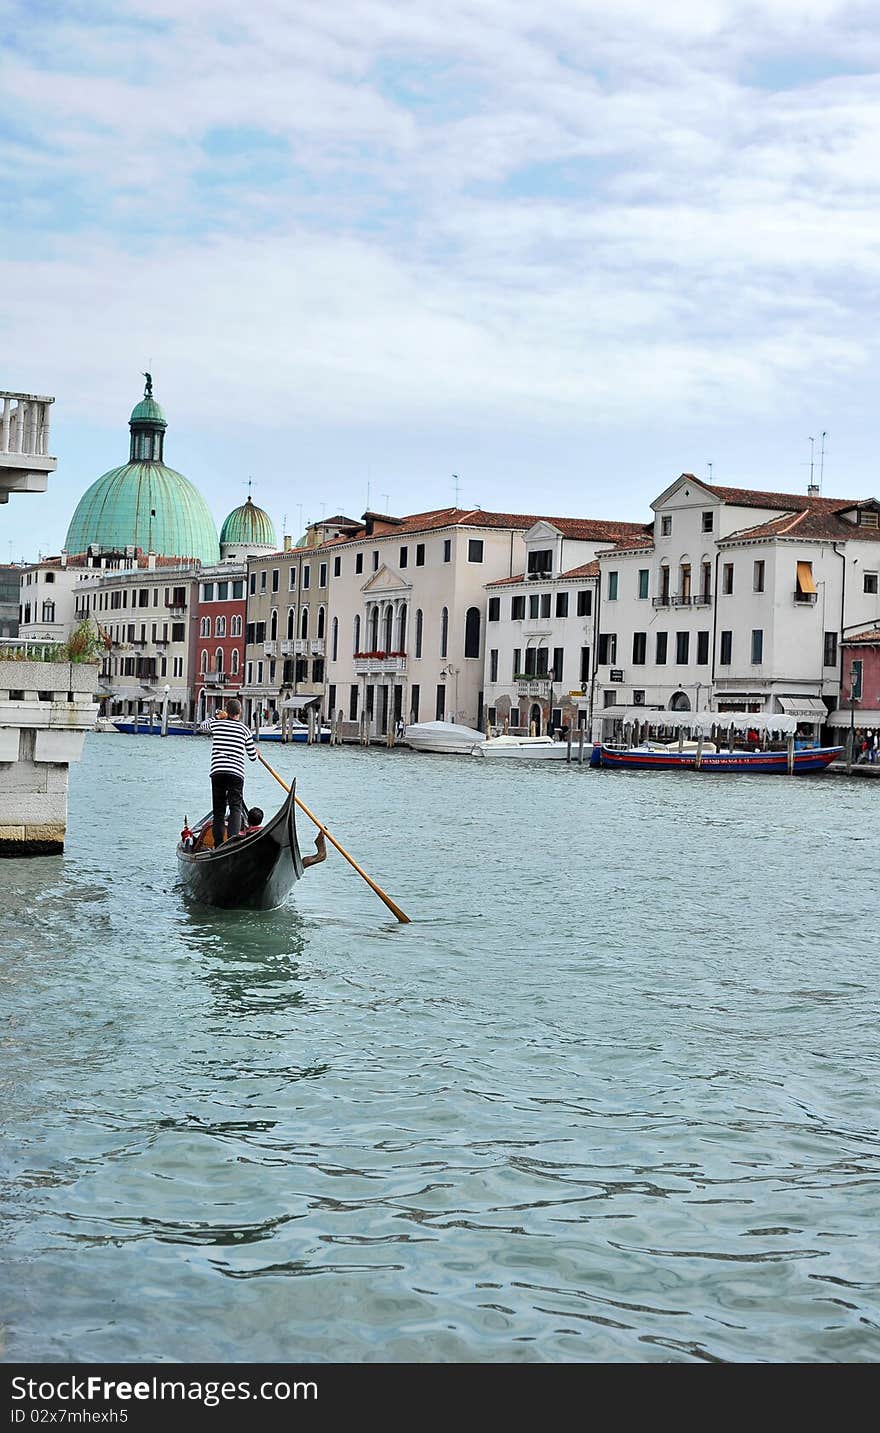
top-left (176, 778), bottom-right (304, 910)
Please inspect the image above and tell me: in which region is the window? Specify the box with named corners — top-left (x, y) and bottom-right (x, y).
top-left (270, 608), bottom-right (278, 640)
top-left (753, 560), bottom-right (765, 593)
top-left (489, 649), bottom-right (498, 682)
top-left (577, 590), bottom-right (592, 617)
top-left (528, 549), bottom-right (552, 575)
top-left (823, 631), bottom-right (838, 668)
top-left (255, 621), bottom-right (266, 644)
top-left (289, 568), bottom-right (297, 590)
top-left (552, 648), bottom-right (564, 681)
top-left (603, 689), bottom-right (617, 707)
top-left (302, 566), bottom-right (310, 590)
top-left (372, 551), bottom-right (379, 572)
top-left (349, 685), bottom-right (359, 721)
top-left (632, 632), bottom-right (646, 664)
top-left (795, 561), bottom-right (817, 602)
top-left (247, 662), bottom-right (252, 684)
top-left (215, 646), bottom-right (224, 673)
top-left (722, 563), bottom-right (734, 595)
top-left (249, 572), bottom-right (256, 595)
top-left (488, 597), bottom-right (500, 621)
top-left (200, 616), bottom-right (210, 637)
top-left (215, 615), bottom-right (226, 637)
top-left (556, 591), bottom-right (569, 618)
top-left (317, 606), bottom-right (326, 639)
top-left (319, 563), bottom-right (327, 588)
top-left (257, 660), bottom-right (263, 684)
top-left (655, 632), bottom-right (668, 664)
top-left (271, 569), bottom-right (279, 592)
top-left (327, 684), bottom-right (336, 715)
top-left (468, 539), bottom-right (483, 563)
top-left (331, 617), bottom-right (338, 661)
top-left (231, 649), bottom-right (239, 674)
top-left (540, 593), bottom-right (551, 619)
top-left (660, 515), bottom-right (672, 536)
top-left (751, 629), bottom-right (763, 664)
top-left (233, 580), bottom-right (244, 599)
top-left (232, 614), bottom-right (242, 637)
top-left (510, 707), bottom-right (521, 728)
top-left (679, 563), bottom-right (691, 601)
top-left (416, 544), bottom-right (425, 566)
top-left (410, 685), bottom-right (420, 722)
top-left (353, 614), bottom-right (361, 654)
top-left (435, 685), bottom-right (445, 721)
top-left (529, 593), bottom-right (539, 619)
top-left (512, 648), bottom-right (521, 678)
top-left (333, 556), bottom-right (341, 577)
top-left (41, 600), bottom-right (55, 622)
top-left (287, 607), bottom-right (295, 639)
top-left (512, 595), bottom-right (525, 620)
top-left (260, 570), bottom-right (267, 592)
top-left (638, 570), bottom-right (649, 600)
top-left (700, 562), bottom-right (712, 600)
top-left (464, 607), bottom-right (481, 658)
top-left (597, 633), bottom-right (617, 665)
top-left (355, 553), bottom-right (363, 574)
top-left (659, 565), bottom-right (670, 603)
top-left (400, 546), bottom-right (408, 569)
top-left (608, 571), bottom-right (618, 600)
top-left (44, 571), bottom-right (55, 584)
top-left (864, 572), bottom-right (878, 594)
top-left (696, 630), bottom-right (709, 665)
top-left (300, 608), bottom-right (309, 640)
top-left (579, 647), bottom-right (590, 684)
top-left (172, 623), bottom-right (185, 642)
top-left (440, 607), bottom-right (448, 658)
top-left (702, 511), bottom-right (714, 533)
top-left (676, 631), bottom-right (689, 664)
top-left (415, 609), bottom-right (423, 659)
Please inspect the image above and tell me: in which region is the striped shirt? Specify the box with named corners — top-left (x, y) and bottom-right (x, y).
top-left (199, 718), bottom-right (258, 778)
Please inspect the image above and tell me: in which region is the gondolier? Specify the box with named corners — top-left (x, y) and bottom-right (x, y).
top-left (198, 699), bottom-right (258, 845)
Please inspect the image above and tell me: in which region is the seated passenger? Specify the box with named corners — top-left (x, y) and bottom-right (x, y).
top-left (239, 806), bottom-right (264, 836)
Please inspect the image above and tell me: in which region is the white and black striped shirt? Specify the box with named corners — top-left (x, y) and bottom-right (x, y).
top-left (199, 718), bottom-right (258, 778)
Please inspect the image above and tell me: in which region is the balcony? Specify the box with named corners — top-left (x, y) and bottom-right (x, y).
top-left (0, 390), bottom-right (56, 502)
top-left (523, 617), bottom-right (552, 635)
top-left (203, 668), bottom-right (228, 685)
top-left (652, 595), bottom-right (670, 608)
top-left (165, 604), bottom-right (186, 617)
top-left (794, 591), bottom-right (818, 605)
top-left (692, 592), bottom-right (713, 607)
top-left (280, 640), bottom-right (295, 657)
top-left (354, 652), bottom-right (407, 675)
top-left (671, 594), bottom-right (693, 606)
top-left (263, 641), bottom-right (277, 656)
top-left (516, 677), bottom-right (551, 697)
top-left (310, 639), bottom-right (325, 657)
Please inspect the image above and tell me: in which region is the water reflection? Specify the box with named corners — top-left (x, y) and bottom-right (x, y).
top-left (177, 898), bottom-right (310, 1016)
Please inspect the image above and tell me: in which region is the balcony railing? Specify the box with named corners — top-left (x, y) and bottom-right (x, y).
top-left (794, 591), bottom-right (818, 605)
top-left (354, 652), bottom-right (407, 675)
top-left (692, 592), bottom-right (713, 606)
top-left (203, 669), bottom-right (228, 684)
top-left (280, 640), bottom-right (295, 657)
top-left (516, 676), bottom-right (552, 697)
top-left (165, 604), bottom-right (186, 617)
top-left (310, 639), bottom-right (325, 656)
top-left (263, 641), bottom-right (277, 656)
top-left (652, 595), bottom-right (670, 607)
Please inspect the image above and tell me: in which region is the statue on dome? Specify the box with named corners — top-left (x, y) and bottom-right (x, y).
top-left (142, 371), bottom-right (153, 396)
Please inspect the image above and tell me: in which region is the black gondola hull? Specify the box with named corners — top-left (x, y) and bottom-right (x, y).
top-left (176, 779), bottom-right (304, 910)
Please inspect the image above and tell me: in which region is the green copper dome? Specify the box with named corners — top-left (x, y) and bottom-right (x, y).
top-left (64, 380), bottom-right (220, 565)
top-left (220, 496), bottom-right (276, 548)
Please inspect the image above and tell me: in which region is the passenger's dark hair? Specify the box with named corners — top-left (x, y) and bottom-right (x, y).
top-left (247, 807), bottom-right (263, 825)
top-left (226, 697), bottom-right (242, 717)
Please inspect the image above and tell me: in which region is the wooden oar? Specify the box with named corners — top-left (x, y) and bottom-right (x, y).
top-left (258, 752), bottom-right (411, 924)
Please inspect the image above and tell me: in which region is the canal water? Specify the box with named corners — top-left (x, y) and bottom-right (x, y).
top-left (1, 736), bottom-right (878, 1363)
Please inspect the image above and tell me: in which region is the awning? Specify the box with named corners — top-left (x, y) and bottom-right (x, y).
top-left (281, 696), bottom-right (320, 710)
top-left (826, 709), bottom-right (880, 727)
top-left (796, 561), bottom-right (817, 595)
top-left (777, 697), bottom-right (828, 720)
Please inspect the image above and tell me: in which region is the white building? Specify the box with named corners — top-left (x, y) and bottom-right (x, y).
top-left (591, 475), bottom-right (880, 735)
top-left (0, 391), bottom-right (55, 505)
top-left (482, 518), bottom-right (650, 733)
top-left (18, 556), bottom-right (82, 643)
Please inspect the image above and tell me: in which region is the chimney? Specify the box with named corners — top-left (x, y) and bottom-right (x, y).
top-left (807, 483), bottom-right (820, 497)
top-left (147, 552), bottom-right (157, 570)
top-left (60, 550), bottom-right (68, 568)
top-left (283, 534), bottom-right (292, 552)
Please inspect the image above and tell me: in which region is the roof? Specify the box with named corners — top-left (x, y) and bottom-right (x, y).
top-left (722, 506), bottom-right (880, 544)
top-left (842, 626), bottom-right (880, 645)
top-left (317, 506), bottom-right (647, 547)
top-left (65, 461), bottom-right (219, 565)
top-left (220, 496), bottom-right (276, 548)
top-left (129, 396), bottom-right (167, 427)
top-left (689, 478), bottom-right (859, 513)
top-left (487, 560), bottom-right (601, 588)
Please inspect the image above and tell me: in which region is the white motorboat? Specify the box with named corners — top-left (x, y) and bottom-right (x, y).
top-left (403, 720), bottom-right (486, 755)
top-left (474, 734), bottom-right (572, 760)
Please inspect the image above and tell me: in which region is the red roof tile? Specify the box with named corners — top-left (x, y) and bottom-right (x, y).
top-left (842, 626), bottom-right (880, 644)
top-left (723, 508), bottom-right (880, 544)
top-left (314, 506), bottom-right (646, 546)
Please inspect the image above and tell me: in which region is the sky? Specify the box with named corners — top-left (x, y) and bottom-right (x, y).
top-left (2, 0), bottom-right (880, 560)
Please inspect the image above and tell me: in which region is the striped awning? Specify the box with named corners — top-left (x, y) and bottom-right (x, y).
top-left (826, 709), bottom-right (880, 727)
top-left (777, 697), bottom-right (828, 720)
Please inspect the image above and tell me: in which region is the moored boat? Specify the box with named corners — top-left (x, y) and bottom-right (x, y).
top-left (256, 721), bottom-right (331, 743)
top-left (403, 720), bottom-right (486, 754)
top-left (598, 743), bottom-right (843, 773)
top-left (474, 734), bottom-right (571, 760)
top-left (113, 719), bottom-right (195, 736)
top-left (176, 778), bottom-right (304, 909)
top-left (595, 710), bottom-right (842, 774)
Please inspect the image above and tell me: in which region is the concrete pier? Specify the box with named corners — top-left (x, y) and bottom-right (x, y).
top-left (0, 659), bottom-right (98, 854)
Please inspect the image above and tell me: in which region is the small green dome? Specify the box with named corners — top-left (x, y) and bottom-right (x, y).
top-left (129, 395), bottom-right (167, 427)
top-left (66, 462), bottom-right (220, 564)
top-left (220, 496), bottom-right (276, 548)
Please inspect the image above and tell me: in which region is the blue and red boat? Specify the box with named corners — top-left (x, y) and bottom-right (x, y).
top-left (596, 743), bottom-right (842, 774)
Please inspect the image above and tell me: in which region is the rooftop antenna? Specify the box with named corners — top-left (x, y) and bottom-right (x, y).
top-left (366, 480), bottom-right (371, 511)
top-left (819, 430), bottom-right (827, 490)
top-left (707, 461), bottom-right (713, 482)
top-left (452, 473), bottom-right (461, 506)
top-left (807, 436), bottom-right (818, 495)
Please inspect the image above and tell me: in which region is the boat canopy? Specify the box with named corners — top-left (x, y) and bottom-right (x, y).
top-left (615, 709), bottom-right (800, 736)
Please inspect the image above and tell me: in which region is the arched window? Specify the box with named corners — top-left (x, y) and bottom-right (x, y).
top-left (300, 606), bottom-right (309, 640)
top-left (331, 617), bottom-right (338, 661)
top-left (215, 615), bottom-right (226, 637)
top-left (464, 606), bottom-right (480, 658)
top-left (231, 648), bottom-right (240, 674)
top-left (287, 606), bottom-right (295, 639)
top-left (200, 616), bottom-right (210, 637)
top-left (353, 613), bottom-right (361, 654)
top-left (397, 604), bottom-right (407, 651)
top-left (317, 605), bottom-right (326, 639)
top-left (201, 649), bottom-right (208, 672)
top-left (370, 605), bottom-right (379, 649)
top-left (230, 614), bottom-right (241, 637)
top-left (415, 609), bottom-right (423, 659)
top-left (383, 606), bottom-right (393, 652)
top-left (270, 608), bottom-right (278, 640)
top-left (215, 647), bottom-right (224, 673)
top-left (440, 607), bottom-right (448, 659)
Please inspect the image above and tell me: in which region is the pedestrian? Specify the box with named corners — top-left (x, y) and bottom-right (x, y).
top-left (198, 697), bottom-right (258, 845)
